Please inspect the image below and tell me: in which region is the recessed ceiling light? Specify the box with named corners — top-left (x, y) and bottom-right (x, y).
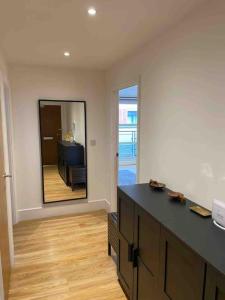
top-left (88, 7), bottom-right (96, 16)
top-left (64, 51), bottom-right (70, 57)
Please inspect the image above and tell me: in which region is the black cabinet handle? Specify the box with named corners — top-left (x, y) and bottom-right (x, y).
top-left (128, 244), bottom-right (134, 262)
top-left (128, 244), bottom-right (139, 267)
top-left (133, 248), bottom-right (139, 268)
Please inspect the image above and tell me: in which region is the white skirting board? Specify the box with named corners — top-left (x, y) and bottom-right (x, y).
top-left (17, 199), bottom-right (111, 222)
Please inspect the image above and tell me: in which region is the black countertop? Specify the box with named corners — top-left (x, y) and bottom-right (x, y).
top-left (119, 183), bottom-right (225, 276)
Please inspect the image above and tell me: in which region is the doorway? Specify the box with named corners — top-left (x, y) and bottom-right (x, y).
top-left (117, 85), bottom-right (138, 186)
top-left (40, 104), bottom-right (62, 165)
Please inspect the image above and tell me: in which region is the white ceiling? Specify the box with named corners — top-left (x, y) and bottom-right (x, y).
top-left (0, 0), bottom-right (206, 70)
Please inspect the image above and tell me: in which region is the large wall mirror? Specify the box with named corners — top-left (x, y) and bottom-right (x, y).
top-left (39, 100), bottom-right (87, 203)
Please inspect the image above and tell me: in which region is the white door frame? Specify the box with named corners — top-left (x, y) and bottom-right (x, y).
top-left (110, 77), bottom-right (141, 212)
top-left (0, 71), bottom-right (15, 266)
top-left (2, 83), bottom-right (17, 225)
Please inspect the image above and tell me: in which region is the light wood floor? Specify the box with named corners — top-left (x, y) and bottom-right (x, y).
top-left (9, 210), bottom-right (126, 300)
top-left (43, 165), bottom-right (86, 202)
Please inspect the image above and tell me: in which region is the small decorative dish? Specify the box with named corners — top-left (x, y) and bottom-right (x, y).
top-left (149, 179), bottom-right (166, 189)
top-left (168, 191), bottom-right (186, 203)
top-left (189, 205), bottom-right (211, 217)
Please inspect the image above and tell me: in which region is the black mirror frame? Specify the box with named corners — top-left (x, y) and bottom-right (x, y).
top-left (38, 99), bottom-right (88, 204)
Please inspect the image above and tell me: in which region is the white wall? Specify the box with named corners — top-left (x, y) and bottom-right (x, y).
top-left (106, 0), bottom-right (225, 211)
top-left (9, 65), bottom-right (109, 221)
top-left (66, 102), bottom-right (85, 146)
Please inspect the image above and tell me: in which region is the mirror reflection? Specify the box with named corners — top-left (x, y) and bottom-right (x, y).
top-left (39, 100), bottom-right (87, 203)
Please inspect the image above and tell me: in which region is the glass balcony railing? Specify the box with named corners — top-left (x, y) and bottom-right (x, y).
top-left (118, 124), bottom-right (137, 163)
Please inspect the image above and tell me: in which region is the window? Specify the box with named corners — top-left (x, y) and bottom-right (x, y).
top-left (127, 111), bottom-right (137, 124)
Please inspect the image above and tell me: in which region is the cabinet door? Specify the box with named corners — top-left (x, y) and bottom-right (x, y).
top-left (205, 265), bottom-right (225, 300)
top-left (133, 206), bottom-right (161, 300)
top-left (118, 191), bottom-right (134, 243)
top-left (118, 233), bottom-right (134, 299)
top-left (159, 228), bottom-right (206, 300)
top-left (117, 190), bottom-right (135, 299)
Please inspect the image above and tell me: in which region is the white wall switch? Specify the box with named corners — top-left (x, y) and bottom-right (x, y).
top-left (90, 139), bottom-right (96, 146)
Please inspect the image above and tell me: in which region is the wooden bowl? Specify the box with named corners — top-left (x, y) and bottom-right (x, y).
top-left (168, 191), bottom-right (185, 202)
top-left (149, 179), bottom-right (166, 189)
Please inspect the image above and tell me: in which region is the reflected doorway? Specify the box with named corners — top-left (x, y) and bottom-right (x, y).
top-left (118, 85), bottom-right (138, 186)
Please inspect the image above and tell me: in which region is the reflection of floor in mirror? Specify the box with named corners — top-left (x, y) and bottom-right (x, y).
top-left (43, 165), bottom-right (86, 202)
